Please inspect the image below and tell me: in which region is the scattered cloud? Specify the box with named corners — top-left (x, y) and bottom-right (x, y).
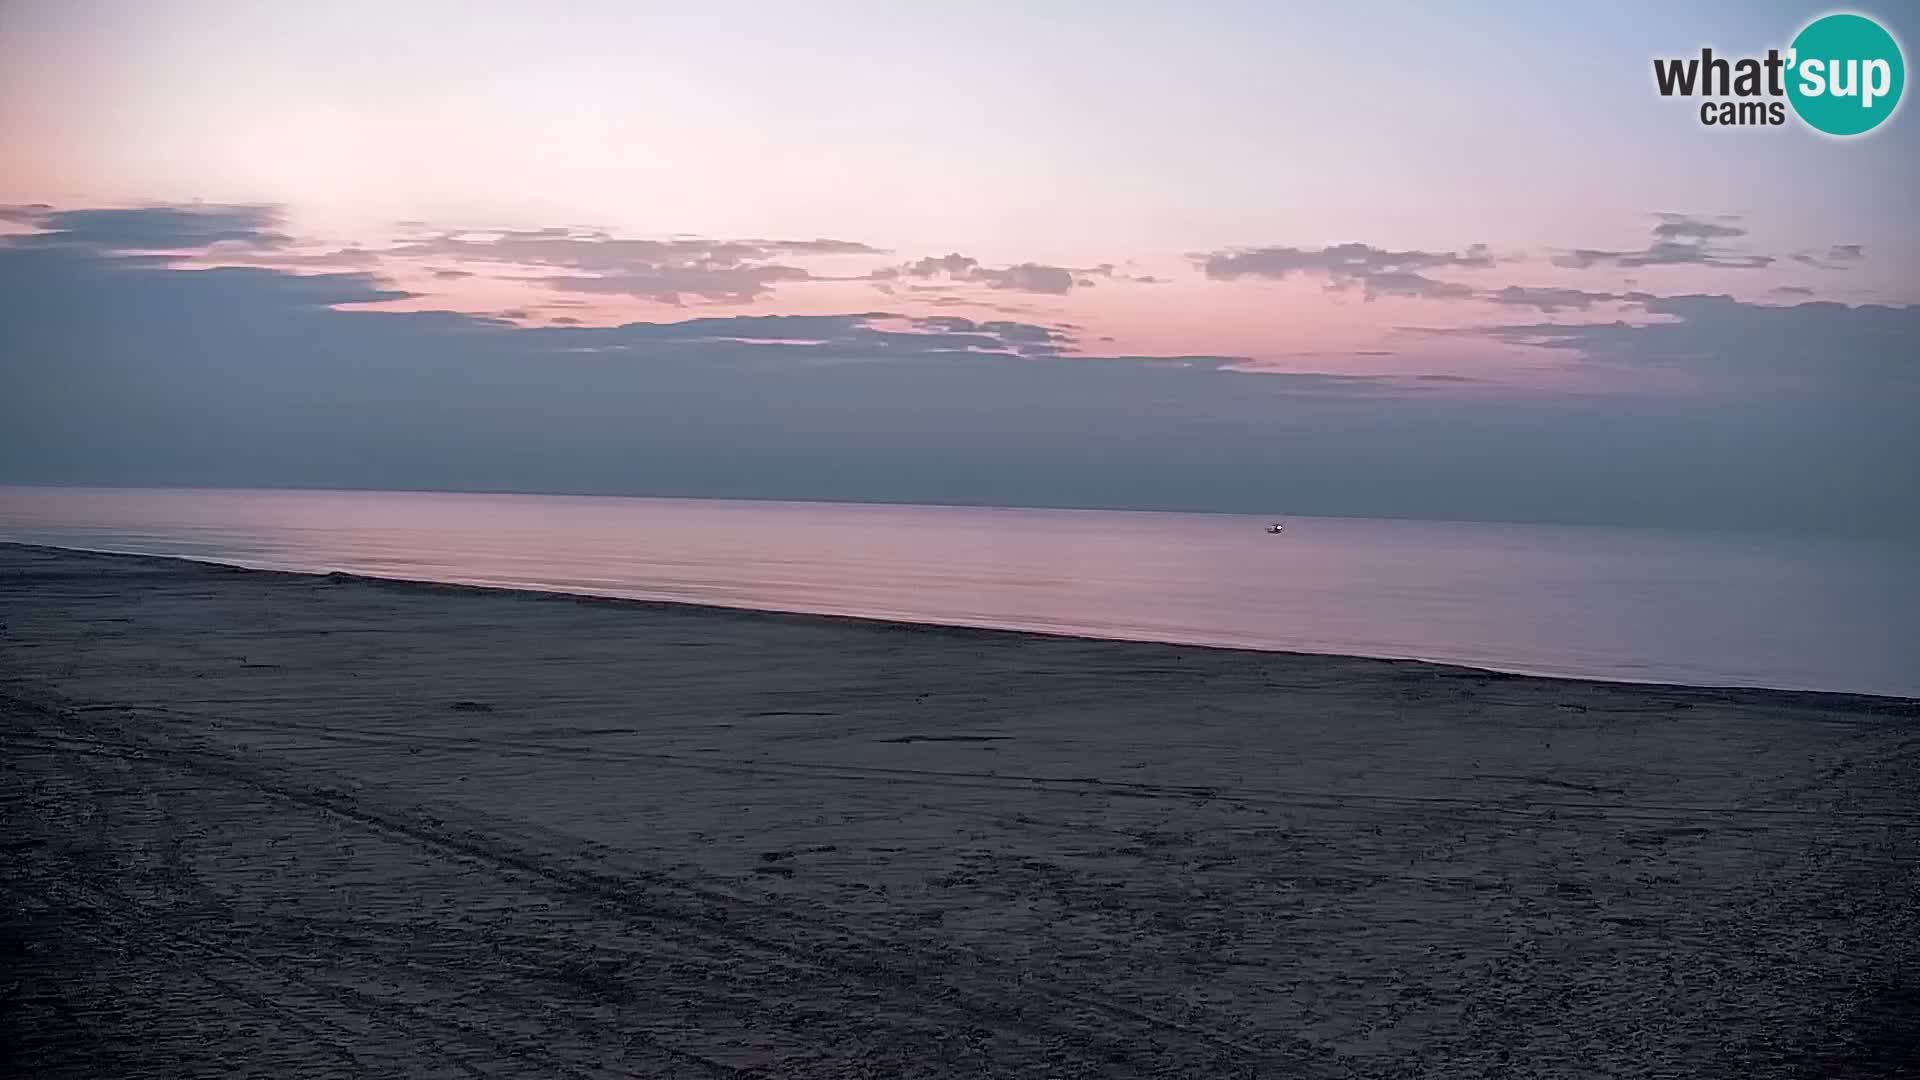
top-left (0, 203), bottom-right (291, 251)
top-left (0, 225), bottom-right (1265, 373)
top-left (894, 253), bottom-right (978, 280)
top-left (1364, 271), bottom-right (1475, 301)
top-left (1551, 214), bottom-right (1771, 270)
top-left (248, 246), bottom-right (383, 268)
top-left (1486, 285), bottom-right (1635, 312)
top-left (904, 315), bottom-right (1069, 355)
top-left (1199, 242), bottom-right (1494, 301)
top-left (1201, 242), bottom-right (1495, 279)
top-left (1649, 214), bottom-right (1745, 241)
top-left (1789, 243), bottom-right (1867, 270)
top-left (5, 223), bottom-right (1914, 537)
top-left (521, 264), bottom-right (811, 305)
top-left (876, 252), bottom-right (1097, 295)
top-left (6, 200), bottom-right (1904, 404)
top-left (973, 263), bottom-right (1078, 294)
top-left (388, 228), bottom-right (883, 271)
top-left (1464, 294), bottom-right (1918, 385)
top-left (379, 228), bottom-right (888, 304)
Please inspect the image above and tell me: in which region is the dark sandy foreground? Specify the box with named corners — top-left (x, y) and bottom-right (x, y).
top-left (2, 544), bottom-right (1915, 1079)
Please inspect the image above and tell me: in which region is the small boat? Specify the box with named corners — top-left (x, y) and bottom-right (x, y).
top-left (1265, 523), bottom-right (1285, 534)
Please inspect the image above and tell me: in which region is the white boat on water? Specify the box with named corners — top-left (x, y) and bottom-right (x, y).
top-left (1266, 523), bottom-right (1285, 534)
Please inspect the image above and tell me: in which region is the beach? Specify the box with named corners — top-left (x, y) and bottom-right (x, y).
top-left (2, 541), bottom-right (1915, 1077)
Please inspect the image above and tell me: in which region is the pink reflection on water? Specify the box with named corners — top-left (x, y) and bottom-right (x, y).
top-left (1, 486), bottom-right (1914, 696)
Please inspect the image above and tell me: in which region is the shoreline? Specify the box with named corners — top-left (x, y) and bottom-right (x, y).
top-left (5, 540), bottom-right (1911, 707)
top-left (4, 541), bottom-right (1916, 1077)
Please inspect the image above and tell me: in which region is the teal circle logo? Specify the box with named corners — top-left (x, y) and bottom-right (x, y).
top-left (1787, 13), bottom-right (1905, 136)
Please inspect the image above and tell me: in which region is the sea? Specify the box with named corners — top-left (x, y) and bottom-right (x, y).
top-left (1, 485), bottom-right (1913, 697)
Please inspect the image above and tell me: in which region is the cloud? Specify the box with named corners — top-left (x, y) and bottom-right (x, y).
top-left (1553, 243), bottom-right (1772, 270)
top-left (7, 202), bottom-right (1117, 307)
top-left (517, 311), bottom-right (1080, 360)
top-left (895, 253), bottom-right (979, 279)
top-left (1771, 285), bottom-right (1815, 297)
top-left (1486, 285), bottom-right (1632, 312)
top-left (0, 203), bottom-right (291, 251)
top-left (904, 315), bottom-right (1069, 355)
top-left (390, 229), bottom-right (882, 270)
top-left (1649, 214), bottom-right (1745, 241)
top-left (1199, 242), bottom-right (1493, 301)
top-left (972, 263), bottom-right (1077, 294)
top-left (1201, 242), bottom-right (1494, 279)
top-left (190, 267), bottom-right (418, 307)
top-left (524, 264), bottom-right (811, 305)
top-left (381, 228), bottom-right (887, 304)
top-left (1361, 271), bottom-right (1475, 301)
top-left (778, 238), bottom-right (891, 256)
top-left (0, 229), bottom-right (1204, 381)
top-left (4, 232), bottom-right (1914, 538)
top-left (879, 252), bottom-right (1088, 295)
top-left (1464, 294), bottom-right (1919, 385)
top-left (1551, 214), bottom-right (1771, 270)
top-left (1789, 244), bottom-right (1867, 270)
top-left (249, 246), bottom-right (383, 268)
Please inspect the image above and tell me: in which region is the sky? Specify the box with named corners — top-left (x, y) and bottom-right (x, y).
top-left (0, 1), bottom-right (1916, 536)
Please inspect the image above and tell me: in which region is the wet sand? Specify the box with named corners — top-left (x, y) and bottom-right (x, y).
top-left (2, 542), bottom-right (1916, 1078)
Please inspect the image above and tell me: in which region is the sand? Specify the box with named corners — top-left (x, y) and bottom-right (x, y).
top-left (2, 542), bottom-right (1915, 1078)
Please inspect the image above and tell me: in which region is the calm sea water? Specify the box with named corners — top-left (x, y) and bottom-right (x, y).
top-left (1, 486), bottom-right (1913, 697)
